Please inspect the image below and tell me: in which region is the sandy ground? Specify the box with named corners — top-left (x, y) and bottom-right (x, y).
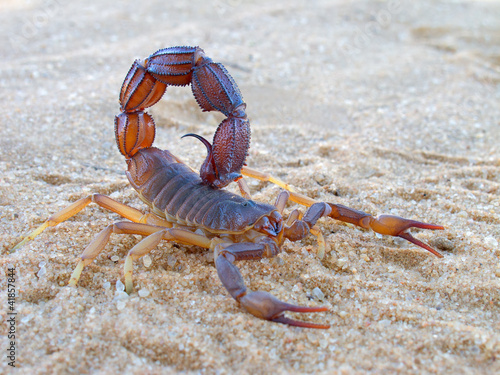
top-left (1, 0), bottom-right (499, 374)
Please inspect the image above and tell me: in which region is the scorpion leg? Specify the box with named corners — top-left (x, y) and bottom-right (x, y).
top-left (67, 221), bottom-right (211, 291)
top-left (241, 166), bottom-right (297, 194)
top-left (68, 221), bottom-right (161, 286)
top-left (215, 242), bottom-right (330, 329)
top-left (11, 194), bottom-right (173, 252)
top-left (122, 227), bottom-right (211, 293)
top-left (236, 178), bottom-right (252, 199)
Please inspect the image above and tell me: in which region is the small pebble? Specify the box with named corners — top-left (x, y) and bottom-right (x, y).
top-left (143, 255), bottom-right (152, 268)
top-left (116, 300), bottom-right (126, 310)
top-left (312, 287), bottom-right (325, 301)
top-left (138, 288), bottom-right (150, 297)
top-left (167, 255), bottom-right (177, 268)
top-left (116, 279), bottom-right (125, 292)
top-left (114, 291), bottom-right (128, 301)
top-left (484, 236), bottom-right (498, 248)
top-left (37, 267), bottom-right (47, 277)
top-left (432, 237), bottom-right (455, 251)
top-left (337, 258), bottom-right (347, 268)
top-left (378, 319), bottom-right (391, 327)
top-left (292, 284), bottom-right (302, 292)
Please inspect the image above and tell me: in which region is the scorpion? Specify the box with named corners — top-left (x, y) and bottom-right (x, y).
top-left (12, 46), bottom-right (445, 329)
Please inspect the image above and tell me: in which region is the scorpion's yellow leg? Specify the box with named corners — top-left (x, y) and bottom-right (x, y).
top-left (240, 166), bottom-right (316, 206)
top-left (67, 221), bottom-right (211, 292)
top-left (68, 221), bottom-right (162, 287)
top-left (122, 227), bottom-right (211, 293)
top-left (236, 178), bottom-right (252, 199)
top-left (11, 193), bottom-right (170, 252)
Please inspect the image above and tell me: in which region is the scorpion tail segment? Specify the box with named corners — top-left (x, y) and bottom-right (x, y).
top-left (115, 112), bottom-right (156, 158)
top-left (239, 291), bottom-right (330, 329)
top-left (211, 116), bottom-right (251, 188)
top-left (181, 133), bottom-right (218, 186)
top-left (145, 46), bottom-right (201, 86)
top-left (119, 60), bottom-right (167, 113)
top-left (191, 56), bottom-right (244, 116)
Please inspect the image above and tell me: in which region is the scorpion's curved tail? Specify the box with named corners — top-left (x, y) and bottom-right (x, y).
top-left (114, 46), bottom-right (250, 189)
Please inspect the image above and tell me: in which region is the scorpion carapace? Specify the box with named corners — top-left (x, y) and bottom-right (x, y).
top-left (115, 46), bottom-right (250, 189)
top-left (11, 46), bottom-right (447, 329)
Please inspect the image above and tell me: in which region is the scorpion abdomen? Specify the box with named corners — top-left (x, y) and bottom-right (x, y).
top-left (126, 148), bottom-right (275, 233)
top-left (127, 147), bottom-right (200, 208)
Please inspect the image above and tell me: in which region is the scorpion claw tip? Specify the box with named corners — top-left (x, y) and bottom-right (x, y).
top-left (407, 220), bottom-right (445, 231)
top-left (272, 315), bottom-right (331, 329)
top-left (239, 291), bottom-right (329, 329)
top-left (398, 232), bottom-right (444, 258)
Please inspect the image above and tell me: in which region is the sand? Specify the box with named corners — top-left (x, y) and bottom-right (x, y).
top-left (1, 0), bottom-right (499, 374)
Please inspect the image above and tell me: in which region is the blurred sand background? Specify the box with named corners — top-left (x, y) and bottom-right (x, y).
top-left (1, 0), bottom-right (499, 373)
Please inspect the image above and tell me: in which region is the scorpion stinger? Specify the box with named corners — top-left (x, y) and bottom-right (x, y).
top-left (181, 133), bottom-right (219, 187)
top-left (182, 132), bottom-right (245, 188)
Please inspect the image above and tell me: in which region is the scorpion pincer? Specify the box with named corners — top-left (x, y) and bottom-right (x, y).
top-left (12, 46), bottom-right (445, 329)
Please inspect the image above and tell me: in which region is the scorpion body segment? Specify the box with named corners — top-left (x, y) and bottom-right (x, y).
top-left (115, 46), bottom-right (250, 189)
top-left (114, 111), bottom-right (156, 158)
top-left (126, 147), bottom-right (275, 235)
top-left (12, 46), bottom-right (447, 329)
top-left (145, 46), bottom-right (199, 86)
